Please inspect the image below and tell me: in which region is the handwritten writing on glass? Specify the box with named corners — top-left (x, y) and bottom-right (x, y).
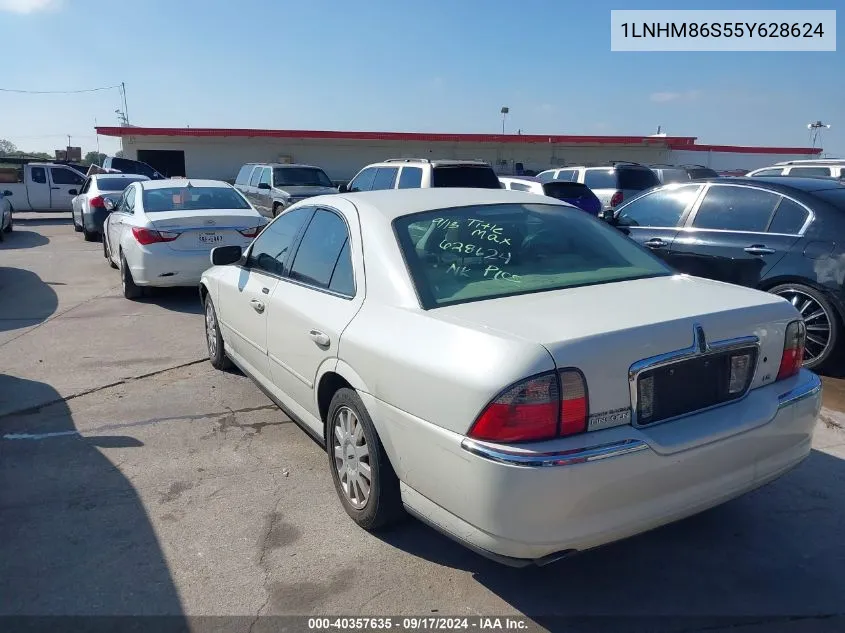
top-left (483, 265), bottom-right (521, 283)
top-left (438, 240), bottom-right (512, 265)
top-left (447, 263), bottom-right (471, 277)
top-left (466, 219), bottom-right (512, 246)
top-left (431, 218), bottom-right (460, 230)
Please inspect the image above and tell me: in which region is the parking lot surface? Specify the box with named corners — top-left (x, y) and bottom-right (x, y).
top-left (2, 213), bottom-right (845, 631)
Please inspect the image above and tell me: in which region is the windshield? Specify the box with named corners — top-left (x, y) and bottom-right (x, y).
top-left (141, 186), bottom-right (251, 212)
top-left (273, 167), bottom-right (333, 187)
top-left (97, 177), bottom-right (147, 191)
top-left (394, 203), bottom-right (671, 308)
top-left (431, 166), bottom-right (502, 189)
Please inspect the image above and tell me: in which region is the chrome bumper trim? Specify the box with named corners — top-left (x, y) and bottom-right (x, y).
top-left (460, 437), bottom-right (649, 468)
top-left (777, 370), bottom-right (822, 410)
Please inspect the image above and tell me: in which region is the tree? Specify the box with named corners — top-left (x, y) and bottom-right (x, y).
top-left (0, 138), bottom-right (17, 156)
top-left (84, 151), bottom-right (106, 166)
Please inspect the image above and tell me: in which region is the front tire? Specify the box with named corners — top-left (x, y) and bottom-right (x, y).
top-left (120, 253), bottom-right (143, 300)
top-left (204, 296), bottom-right (231, 370)
top-left (769, 282), bottom-right (839, 370)
top-left (327, 388), bottom-right (403, 531)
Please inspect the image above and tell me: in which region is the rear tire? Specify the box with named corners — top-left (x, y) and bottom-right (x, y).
top-left (83, 227), bottom-right (99, 242)
top-left (104, 238), bottom-right (118, 269)
top-left (327, 388), bottom-right (404, 531)
top-left (120, 253), bottom-right (143, 300)
top-left (204, 296), bottom-right (231, 370)
top-left (73, 212), bottom-right (82, 232)
top-left (272, 203), bottom-right (282, 218)
top-left (768, 282), bottom-right (839, 371)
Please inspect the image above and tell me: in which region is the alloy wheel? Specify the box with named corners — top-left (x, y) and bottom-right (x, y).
top-left (205, 302), bottom-right (218, 358)
top-left (332, 405), bottom-right (372, 509)
top-left (773, 287), bottom-right (832, 366)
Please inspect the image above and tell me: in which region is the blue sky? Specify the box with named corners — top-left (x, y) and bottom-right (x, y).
top-left (0, 0), bottom-right (841, 156)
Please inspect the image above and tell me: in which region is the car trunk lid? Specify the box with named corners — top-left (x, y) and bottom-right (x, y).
top-left (148, 209), bottom-right (263, 251)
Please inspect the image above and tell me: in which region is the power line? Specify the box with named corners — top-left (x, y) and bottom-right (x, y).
top-left (0, 84), bottom-right (122, 94)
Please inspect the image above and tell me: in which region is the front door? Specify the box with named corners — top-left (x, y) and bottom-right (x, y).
top-left (613, 184), bottom-right (704, 267)
top-left (49, 167), bottom-right (85, 210)
top-left (217, 206), bottom-right (316, 380)
top-left (26, 166), bottom-right (51, 210)
top-left (668, 184), bottom-right (804, 287)
top-left (266, 207), bottom-right (362, 431)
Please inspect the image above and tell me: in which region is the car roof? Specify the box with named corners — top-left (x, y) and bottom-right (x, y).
top-left (323, 188), bottom-right (568, 222)
top-left (689, 176), bottom-right (845, 193)
top-left (499, 176), bottom-right (541, 183)
top-left (371, 159), bottom-right (491, 167)
top-left (249, 163), bottom-right (324, 169)
top-left (139, 178), bottom-right (231, 190)
top-left (92, 173), bottom-right (149, 180)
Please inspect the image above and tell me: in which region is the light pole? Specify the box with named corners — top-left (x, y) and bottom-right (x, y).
top-left (501, 106), bottom-right (509, 135)
top-left (808, 120), bottom-right (831, 149)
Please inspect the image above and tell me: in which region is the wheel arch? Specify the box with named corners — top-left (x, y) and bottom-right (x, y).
top-left (758, 275), bottom-right (845, 322)
top-left (315, 360), bottom-right (370, 440)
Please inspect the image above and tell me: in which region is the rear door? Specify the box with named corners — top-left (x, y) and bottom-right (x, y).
top-left (216, 207), bottom-right (315, 379)
top-left (49, 166), bottom-right (85, 210)
top-left (668, 183), bottom-right (803, 287)
top-left (254, 167), bottom-right (273, 216)
top-left (369, 167), bottom-right (399, 191)
top-left (244, 166), bottom-right (264, 211)
top-left (26, 166), bottom-right (51, 210)
top-left (614, 184), bottom-right (703, 265)
top-left (266, 205), bottom-right (363, 429)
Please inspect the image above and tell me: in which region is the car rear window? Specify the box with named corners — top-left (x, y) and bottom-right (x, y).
top-left (97, 177), bottom-right (147, 191)
top-left (142, 186), bottom-right (251, 212)
top-left (542, 182), bottom-right (594, 200)
top-left (686, 168), bottom-right (719, 179)
top-left (583, 169), bottom-right (617, 189)
top-left (659, 169), bottom-right (690, 184)
top-left (394, 203), bottom-right (670, 308)
top-left (618, 168), bottom-right (659, 190)
top-left (431, 166), bottom-right (501, 189)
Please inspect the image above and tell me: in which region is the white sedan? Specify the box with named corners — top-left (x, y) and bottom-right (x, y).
top-left (199, 188), bottom-right (821, 566)
top-left (103, 179), bottom-right (267, 299)
top-left (0, 188), bottom-right (12, 240)
top-left (71, 173), bottom-right (149, 242)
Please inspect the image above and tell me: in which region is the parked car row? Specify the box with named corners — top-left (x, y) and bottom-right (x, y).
top-left (747, 158), bottom-right (845, 181)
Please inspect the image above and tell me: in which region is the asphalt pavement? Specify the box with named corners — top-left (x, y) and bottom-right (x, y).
top-left (2, 212), bottom-right (845, 632)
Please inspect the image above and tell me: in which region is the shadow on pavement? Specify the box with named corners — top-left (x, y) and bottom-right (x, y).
top-left (12, 215), bottom-right (72, 227)
top-left (378, 450), bottom-right (845, 629)
top-left (0, 375), bottom-right (186, 619)
top-left (0, 229), bottom-right (49, 250)
top-left (0, 267), bottom-right (58, 332)
top-left (143, 287), bottom-right (203, 315)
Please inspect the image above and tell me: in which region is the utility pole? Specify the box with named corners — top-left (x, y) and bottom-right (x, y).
top-left (121, 82), bottom-right (129, 125)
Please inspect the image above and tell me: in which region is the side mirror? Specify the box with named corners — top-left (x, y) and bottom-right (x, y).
top-left (211, 245), bottom-right (243, 266)
top-left (337, 183), bottom-right (349, 193)
top-left (257, 182), bottom-right (271, 190)
top-left (2, 190), bottom-right (12, 197)
top-left (68, 189), bottom-right (78, 196)
top-left (104, 198), bottom-right (117, 211)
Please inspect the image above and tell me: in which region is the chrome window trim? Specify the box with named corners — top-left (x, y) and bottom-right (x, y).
top-left (460, 437), bottom-right (649, 468)
top-left (613, 183), bottom-right (705, 229)
top-left (628, 326), bottom-right (760, 428)
top-left (684, 182), bottom-right (815, 236)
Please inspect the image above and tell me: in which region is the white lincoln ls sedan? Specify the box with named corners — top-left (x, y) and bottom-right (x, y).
top-left (103, 179), bottom-right (267, 299)
top-left (199, 188), bottom-right (821, 566)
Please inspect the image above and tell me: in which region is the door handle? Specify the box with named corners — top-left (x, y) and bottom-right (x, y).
top-left (250, 299), bottom-right (265, 313)
top-left (643, 238), bottom-right (667, 249)
top-left (50, 186), bottom-right (60, 190)
top-left (744, 245), bottom-right (776, 255)
top-left (309, 329), bottom-right (330, 347)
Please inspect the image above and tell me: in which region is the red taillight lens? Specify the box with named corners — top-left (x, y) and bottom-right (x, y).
top-left (90, 195), bottom-right (105, 209)
top-left (777, 320), bottom-right (806, 380)
top-left (469, 370), bottom-right (590, 443)
top-left (610, 191), bottom-right (624, 207)
top-left (131, 226), bottom-right (180, 245)
top-left (559, 370), bottom-right (588, 436)
top-left (238, 225), bottom-right (262, 238)
top-left (469, 373), bottom-right (559, 442)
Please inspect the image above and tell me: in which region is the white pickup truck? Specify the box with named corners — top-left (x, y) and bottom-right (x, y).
top-left (0, 163), bottom-right (87, 212)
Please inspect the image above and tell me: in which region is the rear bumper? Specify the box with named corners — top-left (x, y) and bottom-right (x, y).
top-left (129, 249), bottom-right (217, 287)
top-left (364, 369), bottom-right (821, 564)
top-left (82, 209), bottom-right (109, 233)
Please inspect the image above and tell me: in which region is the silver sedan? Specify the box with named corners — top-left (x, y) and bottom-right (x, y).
top-left (200, 188), bottom-right (821, 566)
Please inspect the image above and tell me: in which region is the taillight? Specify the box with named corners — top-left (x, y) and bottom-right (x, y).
top-left (90, 195), bottom-right (105, 209)
top-left (238, 225), bottom-right (262, 238)
top-left (469, 370), bottom-right (589, 443)
top-left (559, 370), bottom-right (588, 436)
top-left (131, 226), bottom-right (180, 245)
top-left (610, 191), bottom-right (624, 207)
top-left (777, 320), bottom-right (806, 381)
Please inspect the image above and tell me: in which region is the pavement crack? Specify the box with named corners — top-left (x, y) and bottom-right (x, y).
top-left (0, 358), bottom-right (207, 420)
top-left (251, 494), bottom-right (285, 628)
top-left (0, 285), bottom-right (120, 350)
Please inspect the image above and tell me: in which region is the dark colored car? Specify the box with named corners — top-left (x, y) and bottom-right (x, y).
top-left (609, 177), bottom-right (845, 369)
top-left (103, 156), bottom-right (166, 180)
top-left (500, 177), bottom-right (602, 215)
